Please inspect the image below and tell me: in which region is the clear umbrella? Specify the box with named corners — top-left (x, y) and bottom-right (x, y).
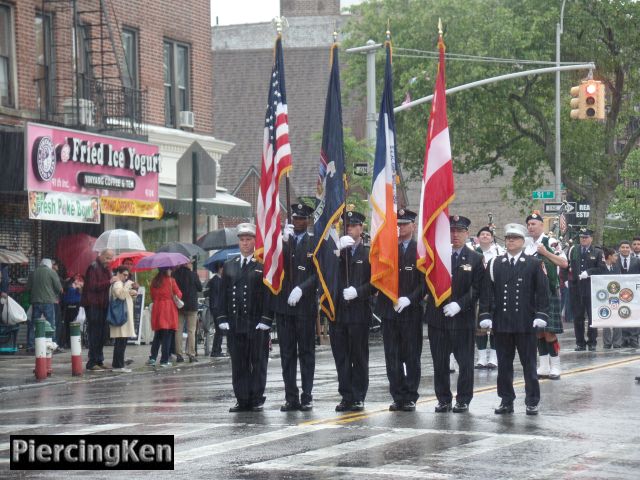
top-left (93, 229), bottom-right (146, 254)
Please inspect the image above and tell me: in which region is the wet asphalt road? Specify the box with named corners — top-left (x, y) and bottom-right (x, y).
top-left (1, 333), bottom-right (639, 479)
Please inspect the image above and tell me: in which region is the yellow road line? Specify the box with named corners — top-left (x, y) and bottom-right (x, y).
top-left (300, 356), bottom-right (640, 426)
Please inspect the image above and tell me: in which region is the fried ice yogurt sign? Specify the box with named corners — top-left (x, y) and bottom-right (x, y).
top-left (26, 123), bottom-right (160, 202)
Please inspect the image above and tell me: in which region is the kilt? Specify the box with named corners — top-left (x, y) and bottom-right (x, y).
top-left (543, 291), bottom-right (563, 333)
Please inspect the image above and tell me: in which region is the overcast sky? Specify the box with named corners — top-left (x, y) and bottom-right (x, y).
top-left (210, 0), bottom-right (362, 26)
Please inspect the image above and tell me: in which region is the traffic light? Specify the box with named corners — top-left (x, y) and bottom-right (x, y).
top-left (569, 80), bottom-right (605, 120)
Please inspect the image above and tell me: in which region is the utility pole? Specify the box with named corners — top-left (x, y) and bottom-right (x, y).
top-left (555, 0), bottom-right (568, 201)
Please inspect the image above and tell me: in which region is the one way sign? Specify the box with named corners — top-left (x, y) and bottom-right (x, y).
top-left (543, 202), bottom-right (576, 214)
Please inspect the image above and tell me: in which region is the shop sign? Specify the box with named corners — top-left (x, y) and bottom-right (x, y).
top-left (25, 123), bottom-right (160, 202)
top-left (28, 191), bottom-right (100, 224)
top-left (100, 197), bottom-right (164, 220)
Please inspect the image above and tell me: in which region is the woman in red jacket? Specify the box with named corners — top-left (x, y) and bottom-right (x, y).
top-left (150, 267), bottom-right (182, 367)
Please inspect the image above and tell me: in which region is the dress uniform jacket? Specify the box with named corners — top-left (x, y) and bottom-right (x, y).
top-left (479, 253), bottom-right (550, 333)
top-left (217, 256), bottom-right (272, 332)
top-left (568, 245), bottom-right (605, 297)
top-left (272, 232), bottom-right (318, 317)
top-left (426, 246), bottom-right (484, 330)
top-left (337, 243), bottom-right (372, 323)
top-left (376, 240), bottom-right (424, 321)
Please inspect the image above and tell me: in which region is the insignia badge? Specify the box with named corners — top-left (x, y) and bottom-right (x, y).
top-left (454, 215), bottom-right (459, 221)
top-left (297, 266), bottom-right (306, 271)
top-left (399, 209), bottom-right (405, 216)
top-left (347, 212), bottom-right (353, 217)
top-left (298, 203), bottom-right (303, 209)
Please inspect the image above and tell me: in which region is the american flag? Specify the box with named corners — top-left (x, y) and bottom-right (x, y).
top-left (255, 35), bottom-right (292, 294)
top-left (417, 31), bottom-right (455, 306)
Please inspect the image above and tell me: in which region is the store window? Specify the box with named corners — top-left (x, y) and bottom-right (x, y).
top-left (35, 13), bottom-right (54, 115)
top-left (163, 40), bottom-right (190, 127)
top-left (0, 4), bottom-right (15, 108)
top-left (122, 28), bottom-right (138, 89)
top-left (141, 213), bottom-right (180, 253)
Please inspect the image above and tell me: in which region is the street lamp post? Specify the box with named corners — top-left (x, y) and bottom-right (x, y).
top-left (555, 0), bottom-right (567, 201)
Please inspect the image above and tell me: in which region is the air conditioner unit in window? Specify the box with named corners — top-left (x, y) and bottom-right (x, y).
top-left (178, 110), bottom-right (195, 129)
top-left (62, 98), bottom-right (95, 127)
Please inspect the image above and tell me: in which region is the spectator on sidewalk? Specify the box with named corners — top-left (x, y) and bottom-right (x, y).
top-left (149, 267), bottom-right (182, 367)
top-left (109, 266), bottom-right (137, 373)
top-left (206, 262), bottom-right (226, 357)
top-left (60, 274), bottom-right (83, 349)
top-left (172, 260), bottom-right (202, 363)
top-left (82, 249), bottom-right (115, 371)
top-left (26, 259), bottom-right (63, 350)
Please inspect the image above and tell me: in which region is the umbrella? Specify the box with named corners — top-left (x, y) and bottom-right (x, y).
top-left (0, 249), bottom-right (28, 264)
top-left (93, 229), bottom-right (146, 254)
top-left (203, 247), bottom-right (241, 272)
top-left (197, 227), bottom-right (238, 251)
top-left (157, 242), bottom-right (207, 261)
top-left (55, 233), bottom-right (98, 277)
top-left (134, 252), bottom-right (190, 271)
top-left (110, 251), bottom-right (154, 270)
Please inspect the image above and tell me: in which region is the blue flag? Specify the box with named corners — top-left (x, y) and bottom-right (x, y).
top-left (313, 44), bottom-right (345, 322)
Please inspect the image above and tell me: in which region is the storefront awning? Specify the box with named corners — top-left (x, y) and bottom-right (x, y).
top-left (159, 185), bottom-right (252, 218)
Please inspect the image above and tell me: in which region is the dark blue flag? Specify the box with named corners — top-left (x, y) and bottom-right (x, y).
top-left (313, 44), bottom-right (345, 322)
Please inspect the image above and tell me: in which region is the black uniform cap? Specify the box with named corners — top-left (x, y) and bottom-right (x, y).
top-left (346, 211), bottom-right (366, 225)
top-left (526, 211), bottom-right (544, 223)
top-left (291, 203), bottom-right (314, 218)
top-left (579, 227), bottom-right (594, 237)
top-left (449, 215), bottom-right (471, 230)
top-left (397, 208), bottom-right (417, 224)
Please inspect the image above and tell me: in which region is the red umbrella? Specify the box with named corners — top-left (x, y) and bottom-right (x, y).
top-left (56, 233), bottom-right (98, 277)
top-left (110, 251), bottom-right (154, 270)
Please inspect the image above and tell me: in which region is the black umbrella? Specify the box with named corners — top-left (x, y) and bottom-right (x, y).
top-left (196, 228), bottom-right (238, 251)
top-left (157, 242), bottom-right (207, 261)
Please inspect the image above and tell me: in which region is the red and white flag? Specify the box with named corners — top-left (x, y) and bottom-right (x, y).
top-left (255, 35), bottom-right (292, 294)
top-left (417, 32), bottom-right (455, 306)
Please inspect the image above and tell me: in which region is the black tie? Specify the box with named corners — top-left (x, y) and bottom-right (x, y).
top-left (624, 258), bottom-right (628, 271)
top-left (582, 247), bottom-right (588, 255)
top-left (242, 258), bottom-right (248, 269)
top-left (452, 252), bottom-right (459, 268)
top-left (510, 257), bottom-right (515, 268)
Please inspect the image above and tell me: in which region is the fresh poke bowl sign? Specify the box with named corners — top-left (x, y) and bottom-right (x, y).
top-left (25, 123), bottom-right (160, 201)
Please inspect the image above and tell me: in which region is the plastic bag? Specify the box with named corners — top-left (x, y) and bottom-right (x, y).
top-left (76, 306), bottom-right (86, 326)
top-left (1, 296), bottom-right (28, 325)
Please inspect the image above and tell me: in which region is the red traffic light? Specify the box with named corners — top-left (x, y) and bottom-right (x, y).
top-left (586, 83), bottom-right (597, 95)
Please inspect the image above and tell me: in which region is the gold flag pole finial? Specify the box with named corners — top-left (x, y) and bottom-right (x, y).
top-left (386, 18), bottom-right (391, 41)
top-left (333, 20), bottom-right (338, 43)
top-left (438, 18), bottom-right (443, 35)
top-left (272, 16), bottom-right (289, 36)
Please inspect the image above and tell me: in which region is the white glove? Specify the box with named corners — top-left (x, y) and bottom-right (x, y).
top-left (394, 297), bottom-right (411, 313)
top-left (343, 286), bottom-right (358, 301)
top-left (564, 281), bottom-right (569, 288)
top-left (533, 318), bottom-right (547, 328)
top-left (287, 286), bottom-right (303, 306)
top-left (338, 235), bottom-right (355, 250)
top-left (443, 302), bottom-right (461, 317)
top-left (218, 322), bottom-right (230, 330)
top-left (479, 319), bottom-right (493, 329)
top-left (282, 223), bottom-right (294, 242)
top-left (256, 323), bottom-right (270, 331)
top-left (579, 270), bottom-right (589, 280)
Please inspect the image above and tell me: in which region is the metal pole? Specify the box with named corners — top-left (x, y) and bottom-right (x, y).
top-left (365, 39), bottom-right (377, 144)
top-left (192, 151), bottom-right (198, 245)
top-left (555, 0), bottom-right (567, 201)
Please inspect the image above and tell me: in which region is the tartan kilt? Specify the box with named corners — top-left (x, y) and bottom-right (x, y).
top-left (543, 292), bottom-right (563, 333)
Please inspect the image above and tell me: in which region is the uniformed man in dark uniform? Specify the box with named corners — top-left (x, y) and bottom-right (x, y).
top-left (479, 223), bottom-right (549, 415)
top-left (376, 208), bottom-right (425, 412)
top-left (425, 215), bottom-right (484, 413)
top-left (274, 203), bottom-right (318, 412)
top-left (217, 223), bottom-right (273, 412)
top-left (332, 211), bottom-right (372, 412)
top-left (568, 228), bottom-right (604, 351)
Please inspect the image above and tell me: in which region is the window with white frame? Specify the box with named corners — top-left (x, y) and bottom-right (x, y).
top-left (163, 40), bottom-right (190, 127)
top-left (0, 4), bottom-right (15, 108)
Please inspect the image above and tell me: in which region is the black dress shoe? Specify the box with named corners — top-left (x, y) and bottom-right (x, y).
top-left (434, 401), bottom-right (452, 413)
top-left (494, 403), bottom-right (514, 414)
top-left (574, 346), bottom-right (586, 351)
top-left (335, 400), bottom-right (352, 412)
top-left (229, 402), bottom-right (249, 413)
top-left (452, 402), bottom-right (469, 413)
top-left (389, 401), bottom-right (402, 412)
top-left (402, 401), bottom-right (416, 412)
top-left (526, 405), bottom-right (539, 415)
top-left (251, 403), bottom-right (264, 412)
top-left (635, 376), bottom-right (640, 382)
top-left (280, 401), bottom-right (301, 412)
top-left (175, 354), bottom-right (184, 363)
top-left (350, 401), bottom-right (365, 412)
top-left (299, 401), bottom-right (313, 412)
top-left (588, 345), bottom-right (596, 351)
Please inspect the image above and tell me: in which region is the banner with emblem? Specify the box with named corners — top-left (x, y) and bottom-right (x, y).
top-left (591, 275), bottom-right (640, 327)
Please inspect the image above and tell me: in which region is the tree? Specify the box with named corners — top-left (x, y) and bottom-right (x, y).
top-left (342, 0), bottom-right (640, 243)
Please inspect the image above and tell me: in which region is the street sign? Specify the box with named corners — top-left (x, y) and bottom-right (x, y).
top-left (353, 163), bottom-right (369, 176)
top-left (532, 190), bottom-right (555, 200)
top-left (543, 202), bottom-right (576, 214)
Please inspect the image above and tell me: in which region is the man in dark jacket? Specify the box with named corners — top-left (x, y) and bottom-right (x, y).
top-left (376, 208), bottom-right (424, 412)
top-left (82, 249), bottom-right (115, 371)
top-left (217, 223), bottom-right (273, 412)
top-left (331, 211), bottom-right (372, 413)
top-left (206, 262), bottom-right (225, 357)
top-left (479, 223), bottom-right (549, 415)
top-left (273, 203), bottom-right (318, 412)
top-left (568, 228), bottom-right (605, 351)
top-left (425, 215), bottom-right (484, 414)
top-left (173, 260), bottom-right (203, 362)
